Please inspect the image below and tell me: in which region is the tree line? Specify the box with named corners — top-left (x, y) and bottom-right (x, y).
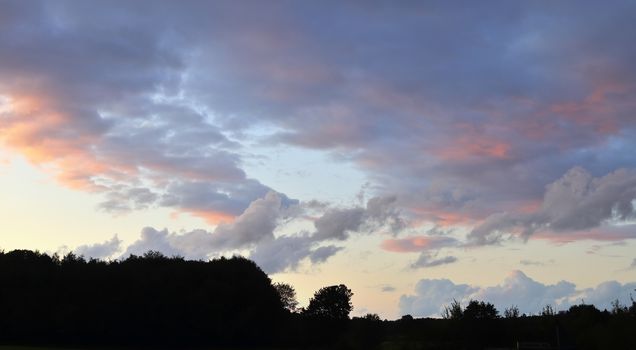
top-left (0, 249), bottom-right (355, 348)
top-left (0, 249), bottom-right (635, 349)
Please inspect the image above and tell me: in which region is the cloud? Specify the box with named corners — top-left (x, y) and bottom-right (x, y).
top-left (475, 271), bottom-right (577, 315)
top-left (121, 191), bottom-right (290, 259)
top-left (312, 195), bottom-right (405, 241)
top-left (469, 167), bottom-right (636, 244)
top-left (399, 270), bottom-right (636, 318)
top-left (381, 236), bottom-right (458, 253)
top-left (309, 245), bottom-right (344, 264)
top-left (207, 191), bottom-right (289, 250)
top-left (520, 259), bottom-right (553, 266)
top-left (74, 235), bottom-right (122, 259)
top-left (399, 279), bottom-right (477, 317)
top-left (2, 1), bottom-right (636, 247)
top-left (381, 285), bottom-right (396, 293)
top-left (313, 208), bottom-right (365, 241)
top-left (249, 235), bottom-right (343, 274)
top-left (120, 227), bottom-right (185, 259)
top-left (0, 3), bottom-right (279, 224)
top-left (118, 193), bottom-right (402, 272)
top-left (410, 253), bottom-right (457, 269)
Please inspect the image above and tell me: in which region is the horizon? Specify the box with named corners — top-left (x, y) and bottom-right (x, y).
top-left (1, 1), bottom-right (636, 319)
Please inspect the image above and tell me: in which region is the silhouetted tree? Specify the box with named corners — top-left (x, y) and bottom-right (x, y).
top-left (630, 290), bottom-right (636, 316)
top-left (504, 305), bottom-right (520, 318)
top-left (541, 304), bottom-right (556, 316)
top-left (273, 282), bottom-right (298, 312)
top-left (611, 299), bottom-right (628, 315)
top-left (442, 299), bottom-right (463, 319)
top-left (463, 300), bottom-right (499, 319)
top-left (304, 284), bottom-right (353, 320)
top-left (400, 314), bottom-right (414, 322)
top-left (0, 249), bottom-right (285, 347)
top-left (3, 249), bottom-right (636, 349)
top-left (362, 313), bottom-right (381, 321)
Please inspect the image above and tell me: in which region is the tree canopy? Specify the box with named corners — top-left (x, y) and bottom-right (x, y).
top-left (273, 282), bottom-right (298, 312)
top-left (304, 284), bottom-right (353, 320)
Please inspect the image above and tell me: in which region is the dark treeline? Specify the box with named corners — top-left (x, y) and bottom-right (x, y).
top-left (1, 249), bottom-right (635, 350)
top-left (371, 300), bottom-right (636, 350)
top-left (0, 249), bottom-right (286, 347)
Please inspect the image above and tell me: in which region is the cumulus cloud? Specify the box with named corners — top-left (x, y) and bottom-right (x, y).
top-left (74, 235), bottom-right (122, 259)
top-left (121, 192), bottom-right (290, 259)
top-left (399, 270), bottom-right (636, 318)
top-left (312, 195), bottom-right (405, 241)
top-left (399, 279), bottom-right (477, 317)
top-left (117, 193), bottom-right (403, 272)
top-left (249, 235), bottom-right (343, 274)
top-left (469, 167), bottom-right (636, 244)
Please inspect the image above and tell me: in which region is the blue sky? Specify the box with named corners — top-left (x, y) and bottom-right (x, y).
top-left (1, 0), bottom-right (636, 318)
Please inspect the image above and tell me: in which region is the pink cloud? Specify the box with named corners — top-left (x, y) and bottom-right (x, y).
top-left (381, 235), bottom-right (458, 253)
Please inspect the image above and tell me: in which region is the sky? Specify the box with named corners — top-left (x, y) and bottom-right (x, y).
top-left (1, 0), bottom-right (636, 319)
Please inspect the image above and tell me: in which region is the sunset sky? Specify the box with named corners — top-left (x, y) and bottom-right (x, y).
top-left (1, 1), bottom-right (636, 319)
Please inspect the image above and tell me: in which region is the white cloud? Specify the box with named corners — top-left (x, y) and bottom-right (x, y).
top-left (399, 270), bottom-right (636, 318)
top-left (74, 235), bottom-right (122, 259)
top-left (399, 279), bottom-right (477, 317)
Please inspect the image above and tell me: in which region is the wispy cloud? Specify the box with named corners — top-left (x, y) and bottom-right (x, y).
top-left (1, 1), bottom-right (636, 250)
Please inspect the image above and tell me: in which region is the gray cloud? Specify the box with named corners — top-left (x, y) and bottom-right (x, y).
top-left (399, 270), bottom-right (636, 318)
top-left (0, 2), bottom-right (278, 223)
top-left (520, 259), bottom-right (553, 266)
top-left (2, 1), bottom-right (636, 244)
top-left (313, 208), bottom-right (365, 241)
top-left (469, 167), bottom-right (636, 244)
top-left (208, 191), bottom-right (287, 250)
top-left (309, 245), bottom-right (344, 264)
top-left (410, 253), bottom-right (457, 269)
top-left (381, 285), bottom-right (397, 293)
top-left (121, 191), bottom-right (290, 259)
top-left (249, 234), bottom-right (343, 274)
top-left (313, 195), bottom-right (405, 241)
top-left (117, 193), bottom-right (402, 272)
top-left (74, 235), bottom-right (122, 259)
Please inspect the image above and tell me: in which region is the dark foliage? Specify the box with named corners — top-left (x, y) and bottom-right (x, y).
top-left (0, 249), bottom-right (285, 347)
top-left (463, 300), bottom-right (499, 320)
top-left (304, 284), bottom-right (353, 320)
top-left (1, 249), bottom-right (635, 349)
top-left (273, 282), bottom-right (298, 312)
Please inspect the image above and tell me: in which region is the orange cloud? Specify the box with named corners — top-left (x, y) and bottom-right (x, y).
top-left (549, 82), bottom-right (630, 135)
top-left (187, 210), bottom-right (236, 225)
top-left (433, 123), bottom-right (512, 161)
top-left (0, 92), bottom-right (241, 222)
top-left (0, 93), bottom-right (110, 190)
top-left (409, 206), bottom-right (477, 227)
